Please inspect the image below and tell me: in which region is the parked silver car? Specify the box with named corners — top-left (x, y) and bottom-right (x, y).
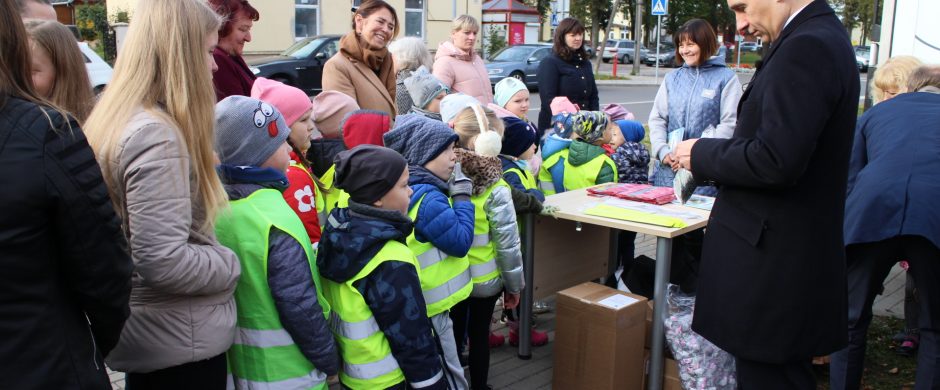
top-left (601, 40), bottom-right (649, 64)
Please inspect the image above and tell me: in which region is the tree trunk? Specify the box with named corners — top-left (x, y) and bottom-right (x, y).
top-left (595, 0), bottom-right (623, 73)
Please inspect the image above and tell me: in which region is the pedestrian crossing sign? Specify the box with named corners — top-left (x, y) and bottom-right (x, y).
top-left (651, 0), bottom-right (668, 15)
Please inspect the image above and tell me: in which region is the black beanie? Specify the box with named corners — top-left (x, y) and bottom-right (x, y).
top-left (500, 116), bottom-right (538, 157)
top-left (333, 145), bottom-right (407, 204)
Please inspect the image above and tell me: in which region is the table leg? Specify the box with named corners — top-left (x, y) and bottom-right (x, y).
top-left (648, 237), bottom-right (672, 390)
top-left (518, 213), bottom-right (535, 359)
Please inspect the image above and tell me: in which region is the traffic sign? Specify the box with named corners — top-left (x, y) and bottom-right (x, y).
top-left (551, 13), bottom-right (559, 27)
top-left (651, 0), bottom-right (668, 15)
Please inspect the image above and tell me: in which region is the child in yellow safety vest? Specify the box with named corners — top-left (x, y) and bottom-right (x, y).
top-left (212, 96), bottom-right (338, 389)
top-left (448, 101), bottom-right (526, 390)
top-left (383, 112), bottom-right (475, 390)
top-left (317, 145), bottom-right (449, 390)
top-left (537, 110), bottom-right (619, 195)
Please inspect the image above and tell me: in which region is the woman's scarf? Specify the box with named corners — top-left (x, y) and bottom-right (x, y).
top-left (339, 30), bottom-right (396, 97)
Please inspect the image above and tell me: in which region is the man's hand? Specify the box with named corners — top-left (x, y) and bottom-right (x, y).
top-left (663, 153), bottom-right (680, 172)
top-left (675, 139), bottom-right (698, 171)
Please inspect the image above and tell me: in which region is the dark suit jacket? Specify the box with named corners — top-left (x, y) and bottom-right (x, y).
top-left (688, 0), bottom-right (859, 363)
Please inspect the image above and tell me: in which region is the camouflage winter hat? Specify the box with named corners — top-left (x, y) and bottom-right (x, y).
top-left (569, 111), bottom-right (610, 144)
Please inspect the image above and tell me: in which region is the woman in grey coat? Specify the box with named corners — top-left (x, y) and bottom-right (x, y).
top-left (389, 36), bottom-right (434, 116)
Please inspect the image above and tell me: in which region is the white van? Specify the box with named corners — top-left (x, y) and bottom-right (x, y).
top-left (77, 42), bottom-right (112, 94)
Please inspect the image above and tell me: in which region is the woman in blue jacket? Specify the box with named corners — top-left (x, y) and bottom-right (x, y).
top-left (648, 19), bottom-right (741, 196)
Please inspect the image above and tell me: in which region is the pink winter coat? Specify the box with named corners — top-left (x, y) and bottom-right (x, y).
top-left (433, 41), bottom-right (493, 105)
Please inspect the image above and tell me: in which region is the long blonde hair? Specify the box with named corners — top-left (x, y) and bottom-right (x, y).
top-left (24, 19), bottom-right (94, 123)
top-left (84, 0), bottom-right (226, 231)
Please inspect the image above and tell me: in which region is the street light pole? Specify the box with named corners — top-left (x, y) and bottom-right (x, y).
top-left (633, 0), bottom-right (643, 75)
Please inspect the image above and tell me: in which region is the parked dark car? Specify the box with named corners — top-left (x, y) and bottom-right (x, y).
top-left (485, 44), bottom-right (552, 89)
top-left (247, 35), bottom-right (341, 95)
top-left (643, 43), bottom-right (676, 67)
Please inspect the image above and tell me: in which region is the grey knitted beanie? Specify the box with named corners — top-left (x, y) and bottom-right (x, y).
top-left (383, 113), bottom-right (458, 166)
top-left (404, 66), bottom-right (448, 110)
top-left (215, 95), bottom-right (291, 167)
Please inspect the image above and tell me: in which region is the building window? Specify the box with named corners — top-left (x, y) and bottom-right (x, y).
top-left (295, 0), bottom-right (318, 39)
top-left (405, 0), bottom-right (424, 38)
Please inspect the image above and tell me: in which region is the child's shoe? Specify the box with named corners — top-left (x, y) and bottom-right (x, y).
top-left (489, 331), bottom-right (505, 348)
top-left (897, 333), bottom-right (919, 357)
top-left (507, 320), bottom-right (549, 347)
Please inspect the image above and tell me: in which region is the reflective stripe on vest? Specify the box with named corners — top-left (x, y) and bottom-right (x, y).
top-left (562, 152), bottom-right (618, 191)
top-left (538, 149), bottom-right (568, 195)
top-left (320, 241), bottom-right (413, 389)
top-left (214, 189), bottom-right (330, 388)
top-left (406, 193), bottom-right (473, 317)
top-left (232, 369), bottom-right (327, 390)
top-left (329, 311), bottom-right (380, 341)
top-left (467, 179), bottom-right (511, 285)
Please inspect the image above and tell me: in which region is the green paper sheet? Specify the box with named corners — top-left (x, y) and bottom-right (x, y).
top-left (584, 204), bottom-right (688, 228)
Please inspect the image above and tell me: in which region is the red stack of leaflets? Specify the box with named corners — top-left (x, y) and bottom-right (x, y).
top-left (587, 183), bottom-right (677, 205)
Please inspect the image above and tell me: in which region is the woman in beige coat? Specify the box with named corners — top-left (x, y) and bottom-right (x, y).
top-left (322, 0), bottom-right (399, 116)
top-left (83, 0), bottom-right (240, 388)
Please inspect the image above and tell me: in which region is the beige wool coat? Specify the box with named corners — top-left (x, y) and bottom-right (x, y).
top-left (322, 50), bottom-right (397, 116)
top-left (101, 108), bottom-right (241, 373)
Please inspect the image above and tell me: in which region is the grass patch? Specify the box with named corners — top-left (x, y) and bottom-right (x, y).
top-left (596, 74), bottom-right (631, 81)
top-left (813, 316), bottom-right (917, 389)
top-left (728, 51), bottom-right (762, 68)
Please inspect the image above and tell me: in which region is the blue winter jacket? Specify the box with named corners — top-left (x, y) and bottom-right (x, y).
top-left (408, 166), bottom-right (476, 257)
top-left (540, 134), bottom-right (572, 194)
top-left (317, 202), bottom-right (446, 390)
top-left (844, 91), bottom-right (940, 249)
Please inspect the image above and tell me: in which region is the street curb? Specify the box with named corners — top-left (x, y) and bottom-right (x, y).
top-left (595, 79), bottom-right (661, 86)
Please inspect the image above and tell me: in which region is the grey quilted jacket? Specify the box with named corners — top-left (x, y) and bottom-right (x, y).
top-left (100, 108), bottom-right (241, 373)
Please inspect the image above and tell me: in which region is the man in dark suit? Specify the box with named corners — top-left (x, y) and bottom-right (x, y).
top-left (673, 0), bottom-right (859, 387)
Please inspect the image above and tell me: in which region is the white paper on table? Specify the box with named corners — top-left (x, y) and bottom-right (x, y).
top-left (596, 293), bottom-right (639, 309)
top-left (597, 197), bottom-right (705, 222)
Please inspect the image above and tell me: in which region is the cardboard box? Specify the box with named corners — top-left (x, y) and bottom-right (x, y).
top-left (641, 350), bottom-right (681, 390)
top-left (553, 283), bottom-right (648, 390)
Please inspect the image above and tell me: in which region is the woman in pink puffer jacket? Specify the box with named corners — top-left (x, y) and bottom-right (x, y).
top-left (433, 15), bottom-right (494, 106)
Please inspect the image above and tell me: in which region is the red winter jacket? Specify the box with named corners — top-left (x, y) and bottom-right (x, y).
top-left (284, 152), bottom-right (321, 243)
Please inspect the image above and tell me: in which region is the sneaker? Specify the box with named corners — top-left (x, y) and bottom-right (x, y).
top-left (897, 335), bottom-right (919, 357)
top-left (533, 301), bottom-right (552, 314)
top-left (507, 320), bottom-right (549, 347)
top-left (489, 331), bottom-right (505, 348)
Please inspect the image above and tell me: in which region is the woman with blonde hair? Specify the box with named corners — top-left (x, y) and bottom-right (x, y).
top-left (83, 0), bottom-right (240, 387)
top-left (0, 0), bottom-right (133, 387)
top-left (872, 55), bottom-right (924, 103)
top-left (23, 18), bottom-right (95, 123)
top-left (434, 15), bottom-right (493, 105)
